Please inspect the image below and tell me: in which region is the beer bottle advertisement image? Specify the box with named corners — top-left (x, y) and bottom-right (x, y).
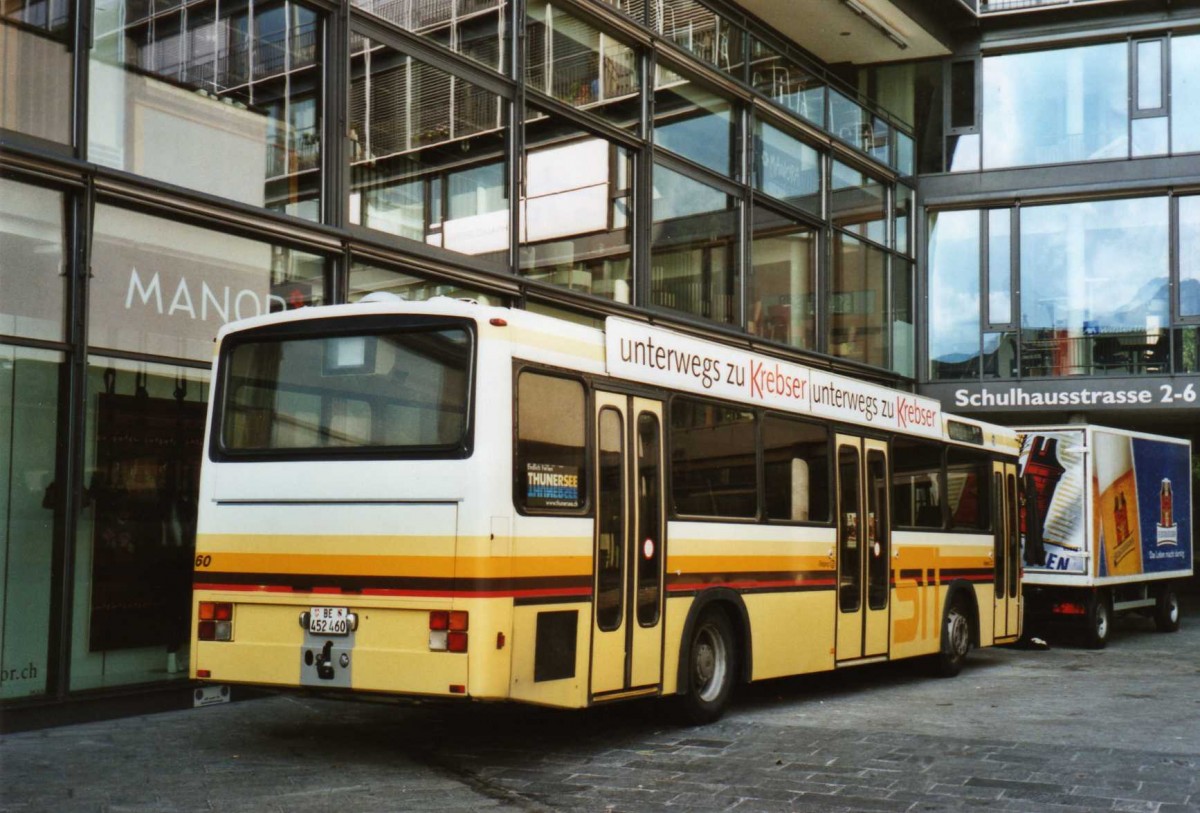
top-left (1017, 431), bottom-right (1087, 574)
top-left (1130, 437), bottom-right (1192, 574)
top-left (1095, 432), bottom-right (1142, 577)
top-left (1157, 478), bottom-right (1177, 545)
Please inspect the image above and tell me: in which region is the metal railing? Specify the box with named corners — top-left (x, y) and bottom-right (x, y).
top-left (980, 0), bottom-right (1128, 13)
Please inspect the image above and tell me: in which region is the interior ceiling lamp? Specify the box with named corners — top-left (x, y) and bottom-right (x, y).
top-left (841, 0), bottom-right (909, 50)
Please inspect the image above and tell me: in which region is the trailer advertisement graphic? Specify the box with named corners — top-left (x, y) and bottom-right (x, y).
top-left (1119, 437), bottom-right (1193, 576)
top-left (1022, 429), bottom-right (1192, 579)
top-left (1019, 431), bottom-right (1088, 575)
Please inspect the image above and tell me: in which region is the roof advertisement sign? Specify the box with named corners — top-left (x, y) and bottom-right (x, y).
top-left (605, 317), bottom-right (942, 438)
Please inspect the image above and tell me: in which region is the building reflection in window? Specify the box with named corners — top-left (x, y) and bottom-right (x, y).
top-left (748, 204), bottom-right (815, 351)
top-left (1, 0), bottom-right (73, 143)
top-left (0, 179), bottom-right (67, 342)
top-left (927, 209), bottom-right (981, 381)
top-left (892, 258), bottom-right (914, 377)
top-left (749, 37), bottom-right (824, 128)
top-left (70, 358), bottom-right (209, 691)
top-left (654, 67), bottom-right (734, 178)
top-left (831, 160), bottom-right (886, 247)
top-left (525, 0), bottom-right (640, 131)
top-left (650, 163), bottom-right (737, 325)
top-left (657, 0), bottom-right (743, 79)
top-left (1019, 197), bottom-right (1169, 377)
top-left (520, 107), bottom-right (633, 302)
top-left (830, 233), bottom-right (887, 369)
top-left (752, 119), bottom-right (820, 217)
top-left (0, 346), bottom-right (63, 700)
top-left (830, 90), bottom-right (889, 164)
top-left (1171, 35), bottom-right (1200, 155)
top-left (349, 37), bottom-right (508, 263)
top-left (89, 204), bottom-right (325, 363)
top-left (351, 0), bottom-right (508, 75)
top-left (87, 0), bottom-right (322, 219)
top-left (982, 42), bottom-right (1127, 169)
top-left (930, 196), bottom-right (1198, 380)
top-left (1179, 196), bottom-right (1200, 320)
top-left (347, 261), bottom-right (499, 305)
top-left (894, 184), bottom-right (912, 256)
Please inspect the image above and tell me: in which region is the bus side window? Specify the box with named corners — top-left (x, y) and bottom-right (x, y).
top-left (516, 372), bottom-right (586, 512)
top-left (947, 447), bottom-right (991, 531)
top-left (892, 437), bottom-right (944, 529)
top-left (763, 415), bottom-right (830, 523)
top-left (670, 397), bottom-right (758, 518)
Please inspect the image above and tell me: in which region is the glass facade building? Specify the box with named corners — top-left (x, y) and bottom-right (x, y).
top-left (4, 0), bottom-right (1199, 720)
top-left (2, 0), bottom-right (917, 715)
top-left (917, 7), bottom-right (1200, 421)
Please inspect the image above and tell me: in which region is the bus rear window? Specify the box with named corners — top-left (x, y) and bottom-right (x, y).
top-left (219, 325), bottom-right (472, 456)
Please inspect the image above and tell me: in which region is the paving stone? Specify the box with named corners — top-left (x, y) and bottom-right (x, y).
top-left (3, 603), bottom-right (1199, 812)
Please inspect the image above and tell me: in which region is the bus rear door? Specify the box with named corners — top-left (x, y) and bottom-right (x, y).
top-left (835, 435), bottom-right (891, 662)
top-left (591, 392), bottom-right (666, 699)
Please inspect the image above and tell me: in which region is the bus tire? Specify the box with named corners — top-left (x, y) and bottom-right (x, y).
top-left (678, 607), bottom-right (736, 725)
top-left (935, 596), bottom-right (971, 678)
top-left (1084, 591), bottom-right (1110, 649)
top-left (1154, 585), bottom-right (1181, 633)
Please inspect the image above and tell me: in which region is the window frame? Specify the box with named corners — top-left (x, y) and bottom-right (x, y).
top-left (210, 314), bottom-right (477, 462)
top-left (890, 435), bottom-right (947, 531)
top-left (1132, 37), bottom-right (1168, 119)
top-left (759, 411), bottom-right (832, 526)
top-left (667, 392), bottom-right (761, 522)
top-left (983, 207), bottom-right (1017, 332)
top-left (512, 364), bottom-right (593, 517)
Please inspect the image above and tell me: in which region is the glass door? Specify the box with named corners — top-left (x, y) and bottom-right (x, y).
top-left (992, 461), bottom-right (1022, 641)
top-left (590, 392), bottom-right (666, 698)
top-left (836, 434), bottom-right (891, 661)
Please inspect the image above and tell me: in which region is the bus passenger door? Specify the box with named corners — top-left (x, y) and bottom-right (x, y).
top-left (590, 392), bottom-right (666, 698)
top-left (835, 435), bottom-right (891, 662)
top-left (992, 461), bottom-right (1021, 641)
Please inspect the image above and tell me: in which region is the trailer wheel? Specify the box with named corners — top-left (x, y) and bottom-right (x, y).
top-left (677, 607), bottom-right (736, 725)
top-left (1084, 591), bottom-right (1110, 649)
top-left (1154, 585), bottom-right (1181, 633)
top-left (935, 597), bottom-right (971, 677)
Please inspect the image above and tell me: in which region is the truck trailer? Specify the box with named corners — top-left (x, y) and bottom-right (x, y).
top-left (1018, 425), bottom-right (1193, 648)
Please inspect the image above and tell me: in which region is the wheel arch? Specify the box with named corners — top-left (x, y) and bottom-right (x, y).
top-left (673, 588), bottom-right (753, 695)
top-left (943, 580), bottom-right (981, 648)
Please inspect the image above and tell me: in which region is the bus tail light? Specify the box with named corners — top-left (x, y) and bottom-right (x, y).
top-left (198, 602), bottom-right (233, 641)
top-left (429, 611), bottom-right (468, 651)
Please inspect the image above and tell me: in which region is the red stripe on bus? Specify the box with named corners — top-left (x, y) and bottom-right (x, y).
top-left (668, 578), bottom-right (835, 592)
top-left (193, 583), bottom-right (295, 593)
top-left (361, 587), bottom-right (593, 599)
top-left (194, 583), bottom-right (593, 599)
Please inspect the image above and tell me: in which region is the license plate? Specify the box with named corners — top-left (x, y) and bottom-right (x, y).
top-left (309, 606), bottom-right (350, 635)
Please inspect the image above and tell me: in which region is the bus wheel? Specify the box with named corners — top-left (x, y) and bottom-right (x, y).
top-left (935, 597), bottom-right (971, 678)
top-left (1084, 591), bottom-right (1110, 649)
top-left (1154, 585), bottom-right (1181, 633)
top-left (679, 608), bottom-right (735, 725)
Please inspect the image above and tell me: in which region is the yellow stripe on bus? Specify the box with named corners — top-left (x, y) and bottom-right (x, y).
top-left (198, 551), bottom-right (592, 578)
top-left (665, 554), bottom-right (832, 573)
top-left (508, 327), bottom-right (605, 363)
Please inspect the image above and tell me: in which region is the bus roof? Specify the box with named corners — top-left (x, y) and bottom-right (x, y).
top-left (215, 297), bottom-right (1018, 453)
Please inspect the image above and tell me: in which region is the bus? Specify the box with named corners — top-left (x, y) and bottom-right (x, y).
top-left (190, 297), bottom-right (1023, 722)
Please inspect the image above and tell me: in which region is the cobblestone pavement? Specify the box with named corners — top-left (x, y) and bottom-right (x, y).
top-left (2, 608), bottom-right (1198, 813)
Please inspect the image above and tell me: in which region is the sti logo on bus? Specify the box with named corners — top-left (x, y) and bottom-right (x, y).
top-left (606, 317), bottom-right (942, 439)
